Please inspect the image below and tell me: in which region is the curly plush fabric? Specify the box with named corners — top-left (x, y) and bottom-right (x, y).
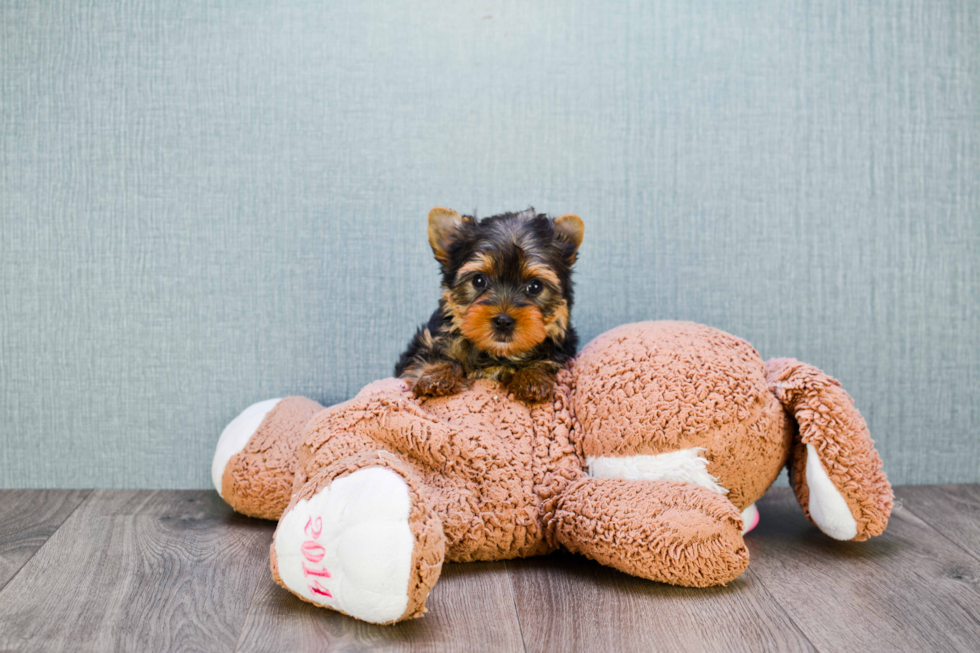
top-left (767, 358), bottom-right (893, 541)
top-left (221, 396), bottom-right (323, 520)
top-left (289, 377), bottom-right (581, 562)
top-left (571, 321), bottom-right (793, 510)
top-left (554, 478), bottom-right (749, 587)
top-left (214, 320), bottom-right (893, 623)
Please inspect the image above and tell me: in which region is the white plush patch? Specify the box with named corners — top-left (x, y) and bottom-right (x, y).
top-left (211, 398), bottom-right (281, 497)
top-left (586, 448), bottom-right (728, 495)
top-left (740, 503), bottom-right (759, 535)
top-left (274, 467), bottom-right (415, 624)
top-left (805, 443), bottom-right (858, 540)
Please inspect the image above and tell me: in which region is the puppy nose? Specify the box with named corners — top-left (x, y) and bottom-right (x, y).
top-left (492, 314), bottom-right (516, 333)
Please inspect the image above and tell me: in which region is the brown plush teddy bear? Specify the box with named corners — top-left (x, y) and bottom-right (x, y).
top-left (212, 321), bottom-right (892, 624)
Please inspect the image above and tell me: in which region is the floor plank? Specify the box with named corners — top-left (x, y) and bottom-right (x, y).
top-left (748, 487), bottom-right (980, 652)
top-left (897, 485), bottom-right (980, 560)
top-left (508, 550), bottom-right (813, 653)
top-left (0, 490), bottom-right (90, 591)
top-left (235, 561), bottom-right (526, 653)
top-left (0, 491), bottom-right (275, 653)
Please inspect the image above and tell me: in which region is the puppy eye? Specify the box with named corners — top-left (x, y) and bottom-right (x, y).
top-left (525, 279), bottom-right (544, 296)
top-left (472, 274), bottom-right (489, 290)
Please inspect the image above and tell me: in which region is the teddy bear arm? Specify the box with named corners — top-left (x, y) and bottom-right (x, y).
top-left (552, 477), bottom-right (749, 587)
top-left (301, 391), bottom-right (479, 475)
top-left (767, 358), bottom-right (893, 542)
top-left (214, 396), bottom-right (325, 520)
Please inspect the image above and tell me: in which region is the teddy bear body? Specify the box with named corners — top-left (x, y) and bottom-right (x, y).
top-left (296, 375), bottom-right (578, 563)
top-left (213, 321), bottom-right (892, 624)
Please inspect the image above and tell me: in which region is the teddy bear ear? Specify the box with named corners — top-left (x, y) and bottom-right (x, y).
top-left (428, 207), bottom-right (466, 262)
top-left (554, 214), bottom-right (585, 252)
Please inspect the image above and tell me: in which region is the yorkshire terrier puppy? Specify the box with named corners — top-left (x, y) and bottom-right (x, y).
top-left (395, 207), bottom-right (584, 404)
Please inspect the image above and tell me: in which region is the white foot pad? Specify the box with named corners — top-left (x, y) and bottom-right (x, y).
top-left (805, 443), bottom-right (858, 540)
top-left (274, 467), bottom-right (415, 624)
top-left (740, 503), bottom-right (759, 535)
top-left (212, 398), bottom-right (281, 496)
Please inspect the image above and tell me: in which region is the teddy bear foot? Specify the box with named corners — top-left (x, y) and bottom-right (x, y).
top-left (767, 358), bottom-right (893, 541)
top-left (211, 396), bottom-right (325, 520)
top-left (211, 397), bottom-right (282, 497)
top-left (740, 503), bottom-right (759, 535)
top-left (271, 466), bottom-right (444, 624)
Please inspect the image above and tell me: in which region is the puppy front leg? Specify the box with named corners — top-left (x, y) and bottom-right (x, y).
top-left (410, 360), bottom-right (471, 398)
top-left (506, 364), bottom-right (557, 404)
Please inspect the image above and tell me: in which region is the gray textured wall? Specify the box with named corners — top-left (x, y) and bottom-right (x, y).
top-left (1, 0), bottom-right (977, 489)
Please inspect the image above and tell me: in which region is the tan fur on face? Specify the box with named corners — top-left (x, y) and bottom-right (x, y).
top-left (457, 253), bottom-right (497, 278)
top-left (544, 301), bottom-right (569, 340)
top-left (460, 302), bottom-right (547, 358)
top-left (523, 263), bottom-right (561, 289)
top-left (441, 289), bottom-right (466, 326)
top-left (447, 256), bottom-right (564, 356)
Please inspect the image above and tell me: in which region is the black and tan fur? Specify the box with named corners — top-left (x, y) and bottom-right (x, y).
top-left (395, 207), bottom-right (584, 403)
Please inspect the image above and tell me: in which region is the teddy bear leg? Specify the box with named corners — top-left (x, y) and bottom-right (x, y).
top-left (553, 477), bottom-right (749, 587)
top-left (270, 451), bottom-right (445, 625)
top-left (298, 388), bottom-right (486, 485)
top-left (766, 358), bottom-right (893, 541)
top-left (213, 396), bottom-right (325, 519)
top-left (741, 503), bottom-right (760, 535)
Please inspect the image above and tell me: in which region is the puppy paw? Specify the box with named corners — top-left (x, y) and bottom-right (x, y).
top-left (507, 368), bottom-right (555, 404)
top-left (412, 361), bottom-right (470, 398)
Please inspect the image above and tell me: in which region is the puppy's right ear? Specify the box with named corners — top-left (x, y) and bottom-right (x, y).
top-left (428, 207), bottom-right (466, 262)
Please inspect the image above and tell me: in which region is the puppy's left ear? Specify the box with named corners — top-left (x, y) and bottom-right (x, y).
top-left (554, 214), bottom-right (584, 254)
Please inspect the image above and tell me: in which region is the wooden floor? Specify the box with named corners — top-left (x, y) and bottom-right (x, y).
top-left (0, 486), bottom-right (978, 652)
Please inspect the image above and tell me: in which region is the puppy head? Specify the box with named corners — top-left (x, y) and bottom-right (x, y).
top-left (428, 207), bottom-right (584, 358)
